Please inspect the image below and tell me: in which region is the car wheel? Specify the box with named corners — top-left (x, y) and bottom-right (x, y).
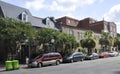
top-left (81, 58), bottom-right (84, 61)
top-left (38, 63), bottom-right (42, 68)
top-left (56, 60), bottom-right (60, 65)
top-left (91, 57), bottom-right (94, 60)
top-left (70, 59), bottom-right (74, 63)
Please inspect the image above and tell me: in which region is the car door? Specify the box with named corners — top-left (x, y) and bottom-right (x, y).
top-left (79, 53), bottom-right (84, 60)
top-left (73, 53), bottom-right (82, 62)
top-left (73, 54), bottom-right (79, 62)
top-left (49, 54), bottom-right (57, 64)
top-left (93, 53), bottom-right (98, 59)
top-left (42, 54), bottom-right (50, 65)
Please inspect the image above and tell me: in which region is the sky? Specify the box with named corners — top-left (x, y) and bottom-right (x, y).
top-left (1, 0), bottom-right (120, 33)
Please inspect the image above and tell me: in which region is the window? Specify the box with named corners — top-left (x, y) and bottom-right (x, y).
top-left (50, 54), bottom-right (55, 57)
top-left (114, 33), bottom-right (117, 37)
top-left (104, 24), bottom-right (108, 32)
top-left (67, 19), bottom-right (71, 23)
top-left (43, 54), bottom-right (49, 58)
top-left (46, 18), bottom-right (50, 27)
top-left (22, 12), bottom-right (28, 22)
top-left (68, 28), bottom-right (74, 35)
top-left (19, 12), bottom-right (28, 22)
top-left (78, 32), bottom-right (83, 40)
top-left (23, 14), bottom-right (27, 21)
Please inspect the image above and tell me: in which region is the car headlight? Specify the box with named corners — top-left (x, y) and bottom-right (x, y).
top-left (32, 61), bottom-right (37, 65)
top-left (67, 56), bottom-right (72, 59)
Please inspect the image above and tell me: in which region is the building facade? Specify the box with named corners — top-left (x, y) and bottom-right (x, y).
top-left (57, 16), bottom-right (102, 42)
top-left (79, 18), bottom-right (117, 37)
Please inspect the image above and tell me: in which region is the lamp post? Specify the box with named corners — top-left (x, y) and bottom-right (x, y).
top-left (50, 38), bottom-right (55, 52)
top-left (25, 39), bottom-right (31, 60)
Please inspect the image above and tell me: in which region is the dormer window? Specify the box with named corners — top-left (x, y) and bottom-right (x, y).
top-left (46, 18), bottom-right (50, 26)
top-left (19, 12), bottom-right (28, 22)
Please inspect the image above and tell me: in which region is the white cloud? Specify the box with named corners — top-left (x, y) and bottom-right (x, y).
top-left (99, 0), bottom-right (104, 3)
top-left (25, 0), bottom-right (45, 11)
top-left (104, 4), bottom-right (120, 22)
top-left (25, 0), bottom-right (97, 12)
top-left (104, 4), bottom-right (120, 33)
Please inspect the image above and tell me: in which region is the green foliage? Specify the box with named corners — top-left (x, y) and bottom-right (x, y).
top-left (84, 30), bottom-right (93, 38)
top-left (80, 30), bottom-right (96, 55)
top-left (37, 28), bottom-right (57, 43)
top-left (0, 18), bottom-right (36, 42)
top-left (109, 37), bottom-right (114, 46)
top-left (36, 28), bottom-right (78, 56)
top-left (99, 38), bottom-right (109, 46)
top-left (0, 18), bottom-right (36, 59)
top-left (114, 35), bottom-right (120, 51)
top-left (80, 38), bottom-right (96, 49)
top-left (99, 32), bottom-right (111, 51)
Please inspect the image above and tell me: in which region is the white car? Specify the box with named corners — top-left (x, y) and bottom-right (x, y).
top-left (109, 51), bottom-right (119, 57)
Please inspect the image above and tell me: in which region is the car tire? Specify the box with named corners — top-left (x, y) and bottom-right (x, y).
top-left (56, 60), bottom-right (60, 65)
top-left (38, 63), bottom-right (42, 68)
top-left (91, 57), bottom-right (94, 60)
top-left (70, 59), bottom-right (74, 63)
top-left (81, 58), bottom-right (84, 61)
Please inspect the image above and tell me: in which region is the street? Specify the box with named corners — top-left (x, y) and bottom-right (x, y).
top-left (1, 56), bottom-right (120, 74)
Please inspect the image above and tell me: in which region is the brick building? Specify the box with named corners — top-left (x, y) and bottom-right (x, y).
top-left (57, 16), bottom-right (101, 42)
top-left (57, 16), bottom-right (117, 42)
top-left (79, 18), bottom-right (117, 37)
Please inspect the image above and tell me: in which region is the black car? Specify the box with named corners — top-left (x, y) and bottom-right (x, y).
top-left (63, 52), bottom-right (85, 63)
top-left (85, 53), bottom-right (99, 60)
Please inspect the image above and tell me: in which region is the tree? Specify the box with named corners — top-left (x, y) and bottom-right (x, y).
top-left (0, 18), bottom-right (36, 60)
top-left (84, 30), bottom-right (93, 38)
top-left (36, 28), bottom-right (78, 56)
top-left (99, 32), bottom-right (110, 51)
top-left (36, 28), bottom-right (58, 52)
top-left (109, 37), bottom-right (115, 51)
top-left (80, 30), bottom-right (96, 55)
top-left (114, 33), bottom-right (120, 51)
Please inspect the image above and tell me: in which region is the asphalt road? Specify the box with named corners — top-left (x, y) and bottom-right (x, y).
top-left (1, 56), bottom-right (120, 74)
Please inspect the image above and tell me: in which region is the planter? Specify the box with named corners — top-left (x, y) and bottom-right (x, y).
top-left (5, 61), bottom-right (13, 70)
top-left (12, 60), bottom-right (19, 70)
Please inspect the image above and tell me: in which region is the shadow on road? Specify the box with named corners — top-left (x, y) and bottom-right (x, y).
top-left (0, 69), bottom-right (20, 72)
top-left (114, 71), bottom-right (120, 74)
top-left (0, 69), bottom-right (6, 72)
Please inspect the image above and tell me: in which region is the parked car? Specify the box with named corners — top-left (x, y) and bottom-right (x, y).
top-left (28, 52), bottom-right (62, 68)
top-left (85, 53), bottom-right (99, 60)
top-left (99, 52), bottom-right (110, 58)
top-left (109, 51), bottom-right (119, 57)
top-left (63, 52), bottom-right (85, 63)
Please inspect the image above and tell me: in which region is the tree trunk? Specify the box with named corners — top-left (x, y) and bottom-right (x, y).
top-left (87, 48), bottom-right (92, 55)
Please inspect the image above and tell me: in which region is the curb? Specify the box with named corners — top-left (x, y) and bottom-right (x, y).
top-left (0, 64), bottom-right (27, 71)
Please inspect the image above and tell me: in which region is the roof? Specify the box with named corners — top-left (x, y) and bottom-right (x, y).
top-left (0, 1), bottom-right (31, 19)
top-left (57, 16), bottom-right (79, 22)
top-left (0, 1), bottom-right (44, 28)
top-left (56, 16), bottom-right (79, 27)
top-left (32, 16), bottom-right (45, 27)
top-left (0, 1), bottom-right (62, 30)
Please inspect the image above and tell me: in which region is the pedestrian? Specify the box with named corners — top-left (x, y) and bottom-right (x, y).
top-left (26, 56), bottom-right (29, 65)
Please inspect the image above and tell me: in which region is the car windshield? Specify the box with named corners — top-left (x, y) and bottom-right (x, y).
top-left (101, 52), bottom-right (108, 54)
top-left (34, 54), bottom-right (43, 59)
top-left (64, 52), bottom-right (73, 57)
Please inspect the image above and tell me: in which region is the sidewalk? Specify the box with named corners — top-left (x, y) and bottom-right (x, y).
top-left (0, 64), bottom-right (27, 71)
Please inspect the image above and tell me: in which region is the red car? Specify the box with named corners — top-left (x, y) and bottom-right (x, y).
top-left (99, 52), bottom-right (110, 58)
top-left (28, 52), bottom-right (62, 68)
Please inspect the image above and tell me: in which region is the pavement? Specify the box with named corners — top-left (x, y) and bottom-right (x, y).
top-left (0, 64), bottom-right (27, 71)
